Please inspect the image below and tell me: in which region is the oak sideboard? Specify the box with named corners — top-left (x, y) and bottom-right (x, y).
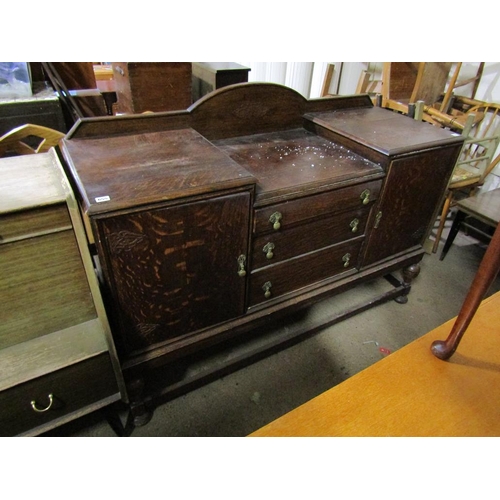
top-left (59, 83), bottom-right (464, 425)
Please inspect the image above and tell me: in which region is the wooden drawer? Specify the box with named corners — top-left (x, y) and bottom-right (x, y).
top-left (0, 204), bottom-right (71, 244)
top-left (253, 179), bottom-right (382, 235)
top-left (252, 206), bottom-right (370, 270)
top-left (0, 353), bottom-right (118, 436)
top-left (249, 239), bottom-right (363, 307)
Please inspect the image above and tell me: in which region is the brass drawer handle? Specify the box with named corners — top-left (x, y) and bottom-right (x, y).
top-left (263, 281), bottom-right (272, 299)
top-left (342, 253), bottom-right (351, 268)
top-left (269, 212), bottom-right (282, 230)
top-left (374, 211), bottom-right (383, 228)
top-left (360, 189), bottom-right (371, 205)
top-left (31, 393), bottom-right (54, 413)
top-left (263, 242), bottom-right (275, 259)
top-left (350, 218), bottom-right (360, 233)
top-left (237, 254), bottom-right (247, 277)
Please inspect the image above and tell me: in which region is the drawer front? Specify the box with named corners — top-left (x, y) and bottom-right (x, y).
top-left (0, 204), bottom-right (71, 244)
top-left (252, 207), bottom-right (369, 269)
top-left (0, 354), bottom-right (118, 436)
top-left (0, 230), bottom-right (96, 350)
top-left (249, 239), bottom-right (363, 307)
top-left (253, 179), bottom-right (382, 235)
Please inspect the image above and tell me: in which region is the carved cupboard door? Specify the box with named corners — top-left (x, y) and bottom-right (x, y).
top-left (95, 191), bottom-right (252, 356)
top-left (362, 147), bottom-right (460, 266)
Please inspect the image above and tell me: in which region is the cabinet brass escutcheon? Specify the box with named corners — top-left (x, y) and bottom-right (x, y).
top-left (269, 212), bottom-right (282, 230)
top-left (374, 211), bottom-right (383, 228)
top-left (263, 242), bottom-right (275, 259)
top-left (263, 281), bottom-right (272, 298)
top-left (342, 253), bottom-right (351, 267)
top-left (237, 254), bottom-right (247, 277)
top-left (350, 218), bottom-right (360, 233)
top-left (360, 189), bottom-right (371, 205)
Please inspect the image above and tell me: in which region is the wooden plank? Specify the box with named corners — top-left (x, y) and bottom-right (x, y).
top-left (0, 319), bottom-right (108, 391)
top-left (250, 290), bottom-right (500, 437)
top-left (0, 153), bottom-right (67, 213)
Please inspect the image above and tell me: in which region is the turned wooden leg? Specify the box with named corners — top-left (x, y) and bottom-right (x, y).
top-left (431, 222), bottom-right (500, 360)
top-left (432, 192), bottom-right (452, 254)
top-left (395, 263), bottom-right (421, 304)
top-left (127, 377), bottom-right (154, 427)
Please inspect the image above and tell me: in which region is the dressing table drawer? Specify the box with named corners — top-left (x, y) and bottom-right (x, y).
top-left (0, 353), bottom-right (118, 436)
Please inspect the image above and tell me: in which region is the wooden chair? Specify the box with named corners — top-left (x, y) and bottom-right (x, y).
top-left (432, 103), bottom-right (500, 253)
top-left (0, 124), bottom-right (65, 157)
top-left (382, 62), bottom-right (451, 113)
top-left (381, 62), bottom-right (485, 132)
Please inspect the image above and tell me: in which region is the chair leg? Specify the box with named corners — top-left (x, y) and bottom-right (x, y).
top-left (432, 193), bottom-right (452, 253)
top-left (439, 210), bottom-right (466, 261)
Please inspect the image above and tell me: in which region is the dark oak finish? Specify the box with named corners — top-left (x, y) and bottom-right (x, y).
top-left (112, 62), bottom-right (192, 114)
top-left (94, 191), bottom-right (252, 357)
top-left (192, 62), bottom-right (250, 102)
top-left (59, 83), bottom-right (464, 425)
top-left (440, 187), bottom-right (500, 260)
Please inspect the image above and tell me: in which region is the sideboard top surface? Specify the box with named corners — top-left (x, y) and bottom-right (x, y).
top-left (214, 128), bottom-right (384, 202)
top-left (306, 107), bottom-right (464, 156)
top-left (61, 127), bottom-right (256, 215)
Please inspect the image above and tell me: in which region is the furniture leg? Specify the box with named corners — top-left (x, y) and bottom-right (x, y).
top-left (433, 192), bottom-right (452, 253)
top-left (439, 210), bottom-right (466, 261)
top-left (127, 377), bottom-right (154, 427)
top-left (431, 222), bottom-right (500, 360)
top-left (394, 263), bottom-right (421, 304)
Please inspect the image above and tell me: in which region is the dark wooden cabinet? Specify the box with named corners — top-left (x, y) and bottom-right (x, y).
top-left (192, 62), bottom-right (250, 102)
top-left (59, 83), bottom-right (463, 424)
top-left (112, 62), bottom-right (192, 114)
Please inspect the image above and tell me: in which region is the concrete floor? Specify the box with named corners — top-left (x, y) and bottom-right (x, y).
top-left (42, 216), bottom-right (500, 437)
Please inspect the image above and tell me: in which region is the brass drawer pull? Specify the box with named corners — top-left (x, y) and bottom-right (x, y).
top-left (237, 254), bottom-right (247, 277)
top-left (342, 253), bottom-right (351, 268)
top-left (374, 211), bottom-right (383, 228)
top-left (263, 242), bottom-right (275, 259)
top-left (269, 212), bottom-right (282, 230)
top-left (360, 189), bottom-right (371, 205)
top-left (350, 218), bottom-right (360, 233)
top-left (31, 393), bottom-right (54, 413)
top-left (263, 281), bottom-right (272, 299)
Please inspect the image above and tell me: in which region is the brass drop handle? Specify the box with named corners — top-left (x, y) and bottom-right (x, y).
top-left (374, 211), bottom-right (383, 228)
top-left (342, 253), bottom-right (351, 268)
top-left (269, 212), bottom-right (282, 230)
top-left (360, 189), bottom-right (371, 205)
top-left (31, 393), bottom-right (54, 413)
top-left (350, 218), bottom-right (360, 233)
top-left (237, 254), bottom-right (247, 277)
top-left (263, 281), bottom-right (272, 299)
top-left (263, 242), bottom-right (275, 259)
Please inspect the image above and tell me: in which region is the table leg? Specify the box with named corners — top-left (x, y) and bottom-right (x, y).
top-left (431, 222), bottom-right (500, 360)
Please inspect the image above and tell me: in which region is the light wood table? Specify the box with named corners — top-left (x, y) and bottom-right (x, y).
top-left (250, 290), bottom-right (500, 437)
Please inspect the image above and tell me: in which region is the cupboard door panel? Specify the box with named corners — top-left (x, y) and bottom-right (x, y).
top-left (362, 147), bottom-right (460, 266)
top-left (97, 192), bottom-right (251, 355)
